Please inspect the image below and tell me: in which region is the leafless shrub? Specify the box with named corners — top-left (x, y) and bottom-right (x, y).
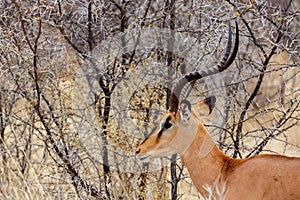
top-left (0, 0), bottom-right (299, 199)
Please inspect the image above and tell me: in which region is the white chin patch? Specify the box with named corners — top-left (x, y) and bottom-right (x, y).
top-left (138, 154), bottom-right (151, 163)
top-left (141, 157), bottom-right (150, 163)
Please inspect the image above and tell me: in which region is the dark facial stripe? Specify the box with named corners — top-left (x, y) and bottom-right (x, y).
top-left (157, 116), bottom-right (172, 138)
top-left (158, 129), bottom-right (163, 137)
top-left (141, 116), bottom-right (173, 143)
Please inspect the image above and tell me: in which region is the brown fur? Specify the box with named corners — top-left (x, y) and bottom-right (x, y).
top-left (136, 100), bottom-right (300, 199)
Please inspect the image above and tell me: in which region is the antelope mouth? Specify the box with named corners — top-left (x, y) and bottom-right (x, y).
top-left (137, 154), bottom-right (151, 163)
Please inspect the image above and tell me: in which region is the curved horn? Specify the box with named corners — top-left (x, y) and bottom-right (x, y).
top-left (169, 21), bottom-right (239, 113)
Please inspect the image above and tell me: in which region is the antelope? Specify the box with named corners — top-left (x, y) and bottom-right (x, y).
top-left (135, 22), bottom-right (300, 199)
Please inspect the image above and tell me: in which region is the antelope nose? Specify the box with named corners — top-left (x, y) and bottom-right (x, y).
top-left (135, 148), bottom-right (141, 155)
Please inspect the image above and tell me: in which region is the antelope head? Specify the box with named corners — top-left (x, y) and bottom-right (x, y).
top-left (136, 22), bottom-right (239, 163)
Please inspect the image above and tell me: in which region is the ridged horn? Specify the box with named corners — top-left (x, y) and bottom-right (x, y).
top-left (169, 21), bottom-right (239, 113)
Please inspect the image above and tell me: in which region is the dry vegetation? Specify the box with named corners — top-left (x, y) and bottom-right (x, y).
top-left (0, 0), bottom-right (299, 199)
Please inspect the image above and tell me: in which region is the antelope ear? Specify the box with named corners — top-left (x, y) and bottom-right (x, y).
top-left (180, 100), bottom-right (192, 123)
top-left (196, 96), bottom-right (216, 117)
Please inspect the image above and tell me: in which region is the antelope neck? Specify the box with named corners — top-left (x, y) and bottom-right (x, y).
top-left (180, 123), bottom-right (229, 195)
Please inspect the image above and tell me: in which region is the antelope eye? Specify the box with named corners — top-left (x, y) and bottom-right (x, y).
top-left (164, 121), bottom-right (172, 129)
